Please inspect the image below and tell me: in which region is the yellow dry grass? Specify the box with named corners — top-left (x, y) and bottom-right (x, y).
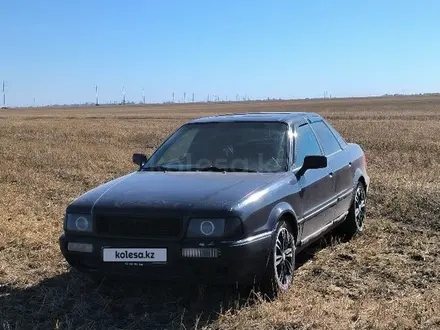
top-left (0, 96), bottom-right (439, 329)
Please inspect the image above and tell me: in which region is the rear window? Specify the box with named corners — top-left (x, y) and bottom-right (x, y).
top-left (310, 121), bottom-right (342, 156)
top-left (325, 121), bottom-right (348, 148)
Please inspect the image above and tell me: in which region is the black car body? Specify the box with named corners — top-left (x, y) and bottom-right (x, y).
top-left (60, 112), bottom-right (369, 294)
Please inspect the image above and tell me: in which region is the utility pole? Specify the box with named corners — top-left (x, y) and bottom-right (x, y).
top-left (172, 92), bottom-right (175, 103)
top-left (207, 94), bottom-right (210, 102)
top-left (142, 89), bottom-right (146, 104)
top-left (192, 93), bottom-right (195, 102)
top-left (183, 92), bottom-right (186, 103)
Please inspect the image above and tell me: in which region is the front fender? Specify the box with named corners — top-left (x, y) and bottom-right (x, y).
top-left (267, 202), bottom-right (298, 233)
top-left (259, 201), bottom-right (299, 269)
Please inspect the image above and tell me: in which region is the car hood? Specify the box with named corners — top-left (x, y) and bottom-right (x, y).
top-left (67, 171), bottom-right (287, 214)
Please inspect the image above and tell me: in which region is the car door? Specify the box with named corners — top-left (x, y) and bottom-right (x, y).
top-left (310, 120), bottom-right (348, 220)
top-left (293, 122), bottom-right (336, 242)
top-left (324, 121), bottom-right (354, 216)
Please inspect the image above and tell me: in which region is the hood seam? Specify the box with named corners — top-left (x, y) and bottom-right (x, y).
top-left (90, 172), bottom-right (136, 215)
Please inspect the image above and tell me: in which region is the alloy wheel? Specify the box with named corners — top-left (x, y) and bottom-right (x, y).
top-left (274, 227), bottom-right (294, 289)
top-left (354, 186), bottom-right (366, 229)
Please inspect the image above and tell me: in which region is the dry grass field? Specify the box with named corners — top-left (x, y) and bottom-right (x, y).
top-left (0, 96), bottom-right (439, 329)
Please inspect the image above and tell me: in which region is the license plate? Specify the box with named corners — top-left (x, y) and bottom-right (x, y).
top-left (102, 248), bottom-right (167, 262)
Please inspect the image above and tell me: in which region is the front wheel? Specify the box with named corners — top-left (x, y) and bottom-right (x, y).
top-left (261, 220), bottom-right (296, 298)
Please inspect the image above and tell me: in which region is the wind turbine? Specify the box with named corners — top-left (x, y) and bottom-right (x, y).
top-left (1, 80), bottom-right (7, 109)
top-left (122, 86), bottom-right (126, 105)
top-left (95, 85), bottom-right (99, 106)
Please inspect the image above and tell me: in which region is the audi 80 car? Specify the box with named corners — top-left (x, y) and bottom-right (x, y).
top-left (60, 112), bottom-right (369, 296)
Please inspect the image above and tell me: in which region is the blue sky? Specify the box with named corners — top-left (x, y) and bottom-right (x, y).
top-left (1, 0), bottom-right (440, 107)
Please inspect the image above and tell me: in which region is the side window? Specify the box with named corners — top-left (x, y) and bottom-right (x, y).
top-left (310, 121), bottom-right (342, 156)
top-left (294, 123), bottom-right (322, 168)
top-left (325, 121), bottom-right (347, 148)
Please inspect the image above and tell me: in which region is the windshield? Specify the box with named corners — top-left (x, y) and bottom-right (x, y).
top-left (144, 121), bottom-right (289, 172)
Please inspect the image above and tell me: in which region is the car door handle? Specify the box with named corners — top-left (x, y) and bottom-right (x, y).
top-left (329, 172), bottom-right (334, 178)
top-left (348, 162), bottom-right (352, 167)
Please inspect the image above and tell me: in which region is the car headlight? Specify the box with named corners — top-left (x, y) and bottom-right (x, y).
top-left (186, 218), bottom-right (243, 238)
top-left (65, 214), bottom-right (93, 233)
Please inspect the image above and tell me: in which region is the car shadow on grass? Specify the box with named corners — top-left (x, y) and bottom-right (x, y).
top-left (0, 271), bottom-right (263, 329)
top-left (0, 234), bottom-right (340, 330)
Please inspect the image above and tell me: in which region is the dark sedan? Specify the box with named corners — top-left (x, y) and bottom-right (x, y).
top-left (59, 112), bottom-right (369, 296)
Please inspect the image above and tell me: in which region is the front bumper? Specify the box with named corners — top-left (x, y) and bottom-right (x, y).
top-left (59, 232), bottom-right (273, 284)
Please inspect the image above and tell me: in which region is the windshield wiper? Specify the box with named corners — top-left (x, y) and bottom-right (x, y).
top-left (141, 160), bottom-right (188, 171)
top-left (141, 165), bottom-right (173, 172)
top-left (141, 165), bottom-right (259, 173)
top-left (194, 166), bottom-right (259, 173)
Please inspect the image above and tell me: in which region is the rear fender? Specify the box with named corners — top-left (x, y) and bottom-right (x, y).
top-left (353, 168), bottom-right (369, 193)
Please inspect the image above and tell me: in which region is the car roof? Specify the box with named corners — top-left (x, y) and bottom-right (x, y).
top-left (187, 112), bottom-right (323, 125)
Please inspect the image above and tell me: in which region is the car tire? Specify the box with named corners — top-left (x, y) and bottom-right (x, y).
top-left (260, 220), bottom-right (296, 299)
top-left (337, 181), bottom-right (366, 239)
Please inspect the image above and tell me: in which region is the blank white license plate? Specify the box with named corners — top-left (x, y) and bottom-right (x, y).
top-left (102, 248), bottom-right (167, 262)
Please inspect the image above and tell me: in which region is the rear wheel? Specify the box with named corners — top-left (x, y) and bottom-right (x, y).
top-left (337, 182), bottom-right (366, 238)
top-left (261, 220), bottom-right (295, 299)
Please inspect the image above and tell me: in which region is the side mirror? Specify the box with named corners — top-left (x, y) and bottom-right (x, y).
top-left (303, 155), bottom-right (327, 169)
top-left (296, 155), bottom-right (327, 178)
top-left (132, 153), bottom-right (147, 169)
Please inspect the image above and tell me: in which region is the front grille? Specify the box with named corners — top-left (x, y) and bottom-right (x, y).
top-left (94, 214), bottom-right (182, 239)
